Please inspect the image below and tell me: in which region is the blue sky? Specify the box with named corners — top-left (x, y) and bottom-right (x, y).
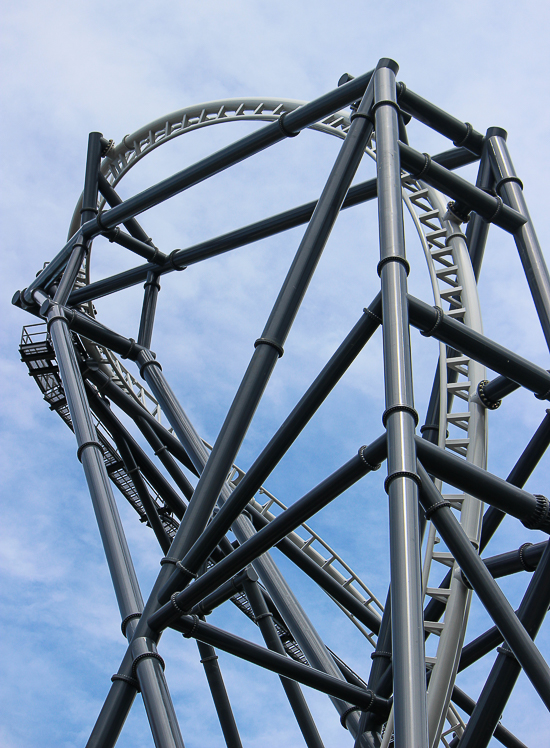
top-left (1, 2), bottom-right (550, 746)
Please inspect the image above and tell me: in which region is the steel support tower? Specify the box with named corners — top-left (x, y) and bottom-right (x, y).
top-left (14, 59), bottom-right (550, 747)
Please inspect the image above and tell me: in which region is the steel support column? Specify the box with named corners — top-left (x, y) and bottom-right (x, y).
top-left (373, 60), bottom-right (428, 748)
top-left (138, 271), bottom-right (162, 348)
top-left (86, 648), bottom-right (138, 748)
top-left (196, 639), bottom-right (243, 748)
top-left (486, 128), bottom-right (550, 350)
top-left (465, 133), bottom-right (496, 279)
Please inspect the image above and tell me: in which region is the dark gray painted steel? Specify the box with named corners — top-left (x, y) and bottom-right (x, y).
top-left (417, 462), bottom-right (550, 710)
top-left (486, 130), bottom-right (550, 350)
top-left (196, 640), bottom-right (243, 748)
top-left (374, 62), bottom-right (429, 748)
top-left (65, 145), bottom-right (477, 308)
top-left (243, 576), bottom-right (326, 748)
top-left (14, 62), bottom-right (550, 748)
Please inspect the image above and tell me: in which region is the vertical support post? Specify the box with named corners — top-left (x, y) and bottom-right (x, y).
top-left (196, 639), bottom-right (243, 748)
top-left (46, 304), bottom-right (144, 620)
top-left (81, 132), bottom-right (105, 225)
top-left (360, 595), bottom-right (393, 745)
top-left (373, 61), bottom-right (429, 748)
top-left (115, 433), bottom-right (171, 552)
top-left (136, 416), bottom-right (195, 500)
top-left (464, 133), bottom-right (496, 280)
top-left (242, 574), bottom-right (325, 748)
top-left (86, 648), bottom-right (138, 748)
top-left (54, 132), bottom-right (103, 305)
top-left (138, 270), bottom-right (161, 349)
top-left (485, 128), bottom-right (550, 350)
top-left (44, 304), bottom-right (185, 748)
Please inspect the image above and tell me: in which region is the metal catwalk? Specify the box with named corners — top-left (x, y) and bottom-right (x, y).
top-left (14, 59), bottom-right (550, 747)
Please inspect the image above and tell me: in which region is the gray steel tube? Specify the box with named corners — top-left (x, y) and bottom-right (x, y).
top-left (167, 611), bottom-right (390, 716)
top-left (46, 303), bottom-right (143, 619)
top-left (486, 129), bottom-right (550, 352)
top-left (373, 62), bottom-right (429, 748)
top-left (242, 575), bottom-right (325, 748)
top-left (196, 639), bottom-right (243, 748)
top-left (45, 302), bottom-right (185, 748)
top-left (417, 463), bottom-right (550, 711)
top-left (86, 649), bottom-right (138, 748)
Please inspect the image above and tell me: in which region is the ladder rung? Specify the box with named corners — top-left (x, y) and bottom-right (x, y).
top-left (321, 555), bottom-right (336, 569)
top-left (442, 494), bottom-right (465, 508)
top-left (435, 264), bottom-right (458, 277)
top-left (431, 246), bottom-right (453, 259)
top-left (424, 621), bottom-right (445, 635)
top-left (409, 188), bottom-right (429, 201)
top-left (447, 307), bottom-right (466, 318)
top-left (432, 552), bottom-right (455, 567)
top-left (447, 413), bottom-right (470, 432)
top-left (446, 439), bottom-right (470, 456)
top-left (447, 412), bottom-right (470, 421)
top-left (447, 382), bottom-right (470, 400)
top-left (419, 209), bottom-right (441, 224)
top-left (426, 230), bottom-right (447, 247)
top-left (446, 357), bottom-right (469, 375)
top-left (441, 286), bottom-right (463, 301)
top-left (425, 588), bottom-right (452, 603)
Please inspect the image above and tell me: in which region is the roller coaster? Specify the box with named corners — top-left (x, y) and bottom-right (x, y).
top-left (14, 59), bottom-right (550, 747)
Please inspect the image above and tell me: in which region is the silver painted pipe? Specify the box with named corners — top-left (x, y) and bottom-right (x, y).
top-left (373, 62), bottom-right (429, 748)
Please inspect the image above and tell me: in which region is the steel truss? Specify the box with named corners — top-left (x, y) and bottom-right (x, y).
top-left (14, 58), bottom-right (550, 747)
